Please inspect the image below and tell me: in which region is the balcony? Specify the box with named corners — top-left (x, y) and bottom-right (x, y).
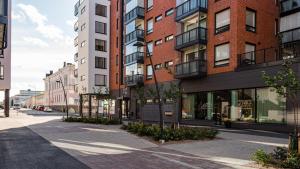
top-left (125, 74), bottom-right (144, 87)
top-left (125, 7), bottom-right (145, 24)
top-left (280, 27), bottom-right (300, 44)
top-left (281, 0), bottom-right (300, 16)
top-left (125, 29), bottom-right (145, 45)
top-left (74, 21), bottom-right (79, 32)
top-left (74, 1), bottom-right (80, 16)
top-left (175, 27), bottom-right (207, 50)
top-left (175, 59), bottom-right (207, 79)
top-left (74, 53), bottom-right (78, 62)
top-left (125, 52), bottom-right (144, 65)
top-left (176, 0), bottom-right (208, 22)
top-left (74, 37), bottom-right (78, 47)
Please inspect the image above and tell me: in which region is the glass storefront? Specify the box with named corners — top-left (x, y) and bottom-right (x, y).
top-left (181, 87), bottom-right (286, 124)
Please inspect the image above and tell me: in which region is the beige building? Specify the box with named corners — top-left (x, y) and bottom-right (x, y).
top-left (24, 93), bottom-right (45, 108)
top-left (44, 62), bottom-right (79, 112)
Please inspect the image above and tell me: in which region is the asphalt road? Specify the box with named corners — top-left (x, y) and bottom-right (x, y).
top-left (0, 125), bottom-right (90, 169)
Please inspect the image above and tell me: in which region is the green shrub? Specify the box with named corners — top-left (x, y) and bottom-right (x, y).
top-left (281, 152), bottom-right (300, 169)
top-left (64, 117), bottom-right (120, 125)
top-left (121, 123), bottom-right (218, 142)
top-left (252, 149), bottom-right (272, 166)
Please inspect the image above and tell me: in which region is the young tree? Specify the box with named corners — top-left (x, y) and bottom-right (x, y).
top-left (262, 58), bottom-right (300, 151)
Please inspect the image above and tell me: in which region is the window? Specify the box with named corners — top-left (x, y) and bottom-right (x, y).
top-left (81, 6), bottom-right (86, 14)
top-left (81, 23), bottom-right (86, 31)
top-left (95, 39), bottom-right (106, 51)
top-left (147, 0), bottom-right (153, 10)
top-left (147, 42), bottom-right (153, 56)
top-left (215, 43), bottom-right (230, 66)
top-left (244, 43), bottom-right (256, 63)
top-left (0, 65), bottom-right (4, 80)
top-left (155, 15), bottom-right (162, 22)
top-left (116, 37), bottom-right (119, 48)
top-left (80, 75), bottom-right (86, 81)
top-left (246, 9), bottom-right (256, 32)
top-left (81, 58), bottom-right (86, 64)
top-left (95, 57), bottom-right (107, 69)
top-left (116, 73), bottom-right (119, 84)
top-left (165, 8), bottom-right (174, 16)
top-left (155, 39), bottom-right (163, 46)
top-left (95, 74), bottom-right (107, 86)
top-left (165, 35), bottom-right (174, 42)
top-left (155, 64), bottom-right (162, 70)
top-left (95, 21), bottom-right (106, 34)
top-left (96, 4), bottom-right (107, 17)
top-left (147, 19), bottom-right (153, 34)
top-left (146, 65), bottom-right (153, 79)
top-left (81, 41), bottom-right (86, 47)
top-left (165, 61), bottom-right (173, 68)
top-left (215, 9), bottom-right (230, 34)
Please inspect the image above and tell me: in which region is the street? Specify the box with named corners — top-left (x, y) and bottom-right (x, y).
top-left (0, 109), bottom-right (288, 169)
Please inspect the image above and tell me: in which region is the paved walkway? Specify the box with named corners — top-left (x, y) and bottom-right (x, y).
top-left (0, 109), bottom-right (289, 169)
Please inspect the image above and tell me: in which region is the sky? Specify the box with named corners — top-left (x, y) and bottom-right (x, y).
top-left (11, 0), bottom-right (78, 96)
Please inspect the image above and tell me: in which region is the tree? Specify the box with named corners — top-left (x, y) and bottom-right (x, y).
top-left (262, 58), bottom-right (300, 151)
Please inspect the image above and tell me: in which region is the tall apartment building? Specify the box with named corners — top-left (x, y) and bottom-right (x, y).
top-left (0, 0), bottom-right (10, 117)
top-left (74, 0), bottom-right (111, 95)
top-left (107, 0), bottom-right (300, 132)
top-left (44, 63), bottom-right (79, 112)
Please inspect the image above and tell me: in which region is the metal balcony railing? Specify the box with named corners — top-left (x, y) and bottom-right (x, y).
top-left (125, 29), bottom-right (145, 44)
top-left (280, 27), bottom-right (300, 44)
top-left (125, 52), bottom-right (144, 65)
top-left (74, 1), bottom-right (80, 16)
top-left (125, 7), bottom-right (145, 24)
top-left (125, 74), bottom-right (144, 86)
top-left (175, 59), bottom-right (207, 79)
top-left (176, 0), bottom-right (208, 21)
top-left (175, 27), bottom-right (207, 50)
top-left (281, 0), bottom-right (300, 16)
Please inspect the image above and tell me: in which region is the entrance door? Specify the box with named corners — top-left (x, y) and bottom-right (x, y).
top-left (214, 91), bottom-right (231, 124)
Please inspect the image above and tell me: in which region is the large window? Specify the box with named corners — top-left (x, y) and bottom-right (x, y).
top-left (95, 21), bottom-right (106, 34)
top-left (95, 57), bottom-right (107, 69)
top-left (215, 43), bottom-right (230, 66)
top-left (95, 39), bottom-right (106, 51)
top-left (147, 19), bottom-right (153, 34)
top-left (95, 74), bottom-right (107, 86)
top-left (215, 9), bottom-right (230, 34)
top-left (246, 9), bottom-right (256, 32)
top-left (96, 4), bottom-right (107, 17)
top-left (146, 65), bottom-right (153, 79)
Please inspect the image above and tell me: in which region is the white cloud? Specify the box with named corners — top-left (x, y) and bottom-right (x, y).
top-left (66, 19), bottom-right (76, 27)
top-left (17, 4), bottom-right (65, 42)
top-left (12, 10), bottom-right (26, 22)
top-left (22, 37), bottom-right (49, 48)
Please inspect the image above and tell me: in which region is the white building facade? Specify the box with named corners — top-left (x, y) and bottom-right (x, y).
top-left (74, 0), bottom-right (111, 95)
top-left (44, 63), bottom-right (79, 112)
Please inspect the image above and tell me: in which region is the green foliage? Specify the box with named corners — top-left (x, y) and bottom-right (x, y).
top-left (64, 117), bottom-right (120, 125)
top-left (122, 122), bottom-right (218, 142)
top-left (252, 148), bottom-right (300, 169)
top-left (163, 82), bottom-right (181, 103)
top-left (262, 59), bottom-right (300, 99)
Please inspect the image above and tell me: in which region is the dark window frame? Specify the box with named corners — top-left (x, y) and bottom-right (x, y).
top-left (95, 74), bottom-right (107, 86)
top-left (214, 42), bottom-right (230, 67)
top-left (246, 8), bottom-right (257, 33)
top-left (95, 21), bottom-right (107, 34)
top-left (215, 8), bottom-right (231, 35)
top-left (95, 56), bottom-right (107, 69)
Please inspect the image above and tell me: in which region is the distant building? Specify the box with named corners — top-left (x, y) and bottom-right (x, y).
top-left (10, 89), bottom-right (44, 107)
top-left (43, 62), bottom-right (79, 112)
top-left (24, 93), bottom-right (45, 108)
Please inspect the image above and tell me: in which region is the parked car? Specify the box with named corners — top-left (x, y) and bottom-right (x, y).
top-left (38, 106), bottom-right (45, 111)
top-left (13, 104), bottom-right (21, 110)
top-left (44, 107), bottom-right (53, 112)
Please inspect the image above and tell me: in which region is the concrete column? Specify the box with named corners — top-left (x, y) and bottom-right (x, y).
top-left (4, 89), bottom-right (9, 117)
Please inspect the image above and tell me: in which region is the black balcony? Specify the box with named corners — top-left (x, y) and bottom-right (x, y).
top-left (175, 59), bottom-right (207, 79)
top-left (176, 0), bottom-right (208, 22)
top-left (125, 74), bottom-right (144, 87)
top-left (74, 1), bottom-right (80, 16)
top-left (125, 52), bottom-right (144, 65)
top-left (281, 0), bottom-right (300, 16)
top-left (125, 29), bottom-right (145, 45)
top-left (175, 27), bottom-right (207, 50)
top-left (280, 27), bottom-right (300, 44)
top-left (125, 7), bottom-right (145, 24)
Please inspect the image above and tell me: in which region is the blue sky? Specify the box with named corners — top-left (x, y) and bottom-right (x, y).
top-left (11, 0), bottom-right (78, 96)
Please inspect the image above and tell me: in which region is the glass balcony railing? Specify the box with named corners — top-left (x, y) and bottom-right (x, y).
top-left (125, 7), bottom-right (145, 24)
top-left (281, 27), bottom-right (300, 44)
top-left (125, 52), bottom-right (144, 65)
top-left (175, 59), bottom-right (207, 79)
top-left (74, 1), bottom-right (80, 16)
top-left (175, 27), bottom-right (207, 50)
top-left (125, 29), bottom-right (145, 44)
top-left (176, 0), bottom-right (208, 21)
top-left (125, 74), bottom-right (144, 86)
top-left (74, 21), bottom-right (79, 32)
top-left (74, 53), bottom-right (78, 62)
top-left (281, 0), bottom-right (300, 15)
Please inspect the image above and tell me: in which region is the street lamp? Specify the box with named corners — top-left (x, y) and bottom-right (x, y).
top-left (56, 76), bottom-right (69, 118)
